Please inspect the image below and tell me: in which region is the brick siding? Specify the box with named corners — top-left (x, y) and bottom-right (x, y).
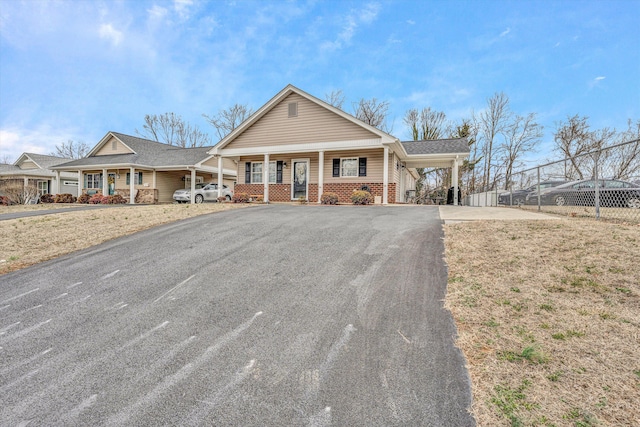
top-left (235, 182), bottom-right (397, 203)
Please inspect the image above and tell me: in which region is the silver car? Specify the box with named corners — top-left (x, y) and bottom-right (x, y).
top-left (172, 183), bottom-right (233, 203)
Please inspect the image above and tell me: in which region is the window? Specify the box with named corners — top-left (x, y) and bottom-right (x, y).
top-left (333, 157), bottom-right (367, 178)
top-left (37, 181), bottom-right (48, 196)
top-left (85, 173), bottom-right (102, 189)
top-left (341, 158), bottom-right (358, 177)
top-left (251, 162), bottom-right (263, 183)
top-left (288, 102), bottom-right (298, 117)
top-left (126, 172), bottom-right (143, 185)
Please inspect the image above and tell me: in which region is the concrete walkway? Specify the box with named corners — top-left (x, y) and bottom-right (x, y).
top-left (439, 205), bottom-right (563, 223)
top-left (0, 204), bottom-right (136, 221)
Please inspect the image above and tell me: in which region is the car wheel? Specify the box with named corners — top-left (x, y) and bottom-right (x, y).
top-left (554, 195), bottom-right (566, 206)
top-left (627, 197), bottom-right (640, 209)
top-left (195, 194), bottom-right (204, 204)
top-left (226, 195), bottom-right (231, 201)
top-left (515, 197), bottom-right (525, 206)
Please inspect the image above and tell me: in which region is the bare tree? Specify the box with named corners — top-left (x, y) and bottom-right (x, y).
top-left (603, 119), bottom-right (640, 180)
top-left (137, 113), bottom-right (212, 147)
top-left (478, 92), bottom-right (511, 190)
top-left (1, 153), bottom-right (12, 164)
top-left (403, 107), bottom-right (449, 140)
top-left (325, 89), bottom-right (345, 110)
top-left (203, 104), bottom-right (253, 141)
top-left (50, 140), bottom-right (90, 159)
top-left (0, 181), bottom-right (39, 204)
top-left (499, 113), bottom-right (543, 189)
top-left (353, 98), bottom-right (392, 133)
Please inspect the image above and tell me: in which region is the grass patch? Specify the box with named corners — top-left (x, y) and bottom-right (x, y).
top-left (491, 380), bottom-right (538, 427)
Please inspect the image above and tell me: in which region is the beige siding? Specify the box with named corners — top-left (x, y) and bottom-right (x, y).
top-left (19, 161), bottom-right (38, 170)
top-left (324, 149), bottom-right (384, 183)
top-left (155, 171), bottom-right (185, 203)
top-left (95, 136), bottom-right (134, 156)
top-left (226, 93), bottom-right (378, 150)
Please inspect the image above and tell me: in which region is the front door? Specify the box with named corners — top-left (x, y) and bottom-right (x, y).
top-left (292, 159), bottom-right (308, 200)
top-left (108, 174), bottom-right (116, 195)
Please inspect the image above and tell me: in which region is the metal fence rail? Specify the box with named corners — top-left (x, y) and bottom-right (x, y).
top-left (466, 139), bottom-right (640, 223)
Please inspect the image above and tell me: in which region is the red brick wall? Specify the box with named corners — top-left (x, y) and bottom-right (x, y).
top-left (235, 182), bottom-right (397, 203)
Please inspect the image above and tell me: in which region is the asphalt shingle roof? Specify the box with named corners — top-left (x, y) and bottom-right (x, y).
top-left (401, 137), bottom-right (470, 155)
top-left (1, 153), bottom-right (76, 178)
top-left (53, 132), bottom-right (214, 169)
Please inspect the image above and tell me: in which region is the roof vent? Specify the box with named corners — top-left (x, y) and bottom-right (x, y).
top-left (288, 102), bottom-right (298, 118)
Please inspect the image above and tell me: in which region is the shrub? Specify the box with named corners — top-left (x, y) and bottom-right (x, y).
top-left (54, 193), bottom-right (76, 203)
top-left (77, 193), bottom-right (91, 204)
top-left (0, 195), bottom-right (11, 206)
top-left (255, 195), bottom-right (264, 202)
top-left (321, 192), bottom-right (339, 205)
top-left (233, 192), bottom-right (250, 203)
top-left (39, 193), bottom-right (54, 203)
top-left (88, 194), bottom-right (104, 204)
top-left (351, 190), bottom-right (374, 205)
top-left (104, 194), bottom-right (127, 204)
top-left (0, 182), bottom-right (39, 204)
top-left (217, 196), bottom-right (227, 203)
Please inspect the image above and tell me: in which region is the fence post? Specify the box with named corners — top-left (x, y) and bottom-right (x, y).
top-left (537, 166), bottom-right (541, 211)
top-left (594, 149), bottom-right (600, 220)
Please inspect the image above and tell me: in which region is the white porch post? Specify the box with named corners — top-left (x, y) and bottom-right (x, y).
top-left (217, 156), bottom-right (224, 198)
top-left (77, 170), bottom-right (83, 198)
top-left (102, 168), bottom-right (108, 195)
top-left (453, 156), bottom-right (459, 206)
top-left (129, 167), bottom-right (135, 204)
top-left (190, 168), bottom-right (196, 204)
top-left (54, 170), bottom-right (61, 194)
top-left (382, 146), bottom-right (389, 205)
top-left (318, 150), bottom-right (324, 203)
top-left (263, 153), bottom-right (270, 203)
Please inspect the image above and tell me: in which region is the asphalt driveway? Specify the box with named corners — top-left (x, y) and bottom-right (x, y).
top-left (0, 205), bottom-right (474, 426)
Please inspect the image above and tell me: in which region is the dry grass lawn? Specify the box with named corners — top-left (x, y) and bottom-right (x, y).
top-left (444, 219), bottom-right (640, 426)
top-left (0, 203), bottom-right (251, 275)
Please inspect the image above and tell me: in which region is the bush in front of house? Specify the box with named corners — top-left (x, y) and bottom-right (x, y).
top-left (54, 193), bottom-right (76, 203)
top-left (77, 193), bottom-right (91, 204)
top-left (321, 192), bottom-right (339, 205)
top-left (39, 193), bottom-right (54, 203)
top-left (103, 195), bottom-right (127, 204)
top-left (351, 190), bottom-right (374, 205)
top-left (0, 195), bottom-right (11, 206)
top-left (233, 192), bottom-right (250, 203)
top-left (88, 194), bottom-right (104, 204)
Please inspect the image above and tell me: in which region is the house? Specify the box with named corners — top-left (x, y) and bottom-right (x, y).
top-left (208, 85), bottom-right (470, 204)
top-left (0, 153), bottom-right (78, 200)
top-left (51, 132), bottom-right (237, 204)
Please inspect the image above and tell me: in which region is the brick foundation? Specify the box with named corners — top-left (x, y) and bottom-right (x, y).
top-left (235, 182), bottom-right (397, 203)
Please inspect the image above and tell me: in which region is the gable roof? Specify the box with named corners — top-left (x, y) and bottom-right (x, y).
top-left (209, 84), bottom-right (397, 155)
top-left (15, 153), bottom-right (73, 169)
top-left (0, 153), bottom-right (76, 179)
top-left (52, 132), bottom-right (227, 172)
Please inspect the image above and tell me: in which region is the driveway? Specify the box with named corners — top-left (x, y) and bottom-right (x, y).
top-left (0, 205), bottom-right (474, 426)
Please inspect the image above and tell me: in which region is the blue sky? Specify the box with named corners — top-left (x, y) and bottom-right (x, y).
top-left (1, 0), bottom-right (639, 165)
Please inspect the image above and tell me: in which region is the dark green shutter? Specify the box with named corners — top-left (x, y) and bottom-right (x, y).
top-left (84, 174), bottom-right (88, 188)
top-left (276, 161), bottom-right (283, 183)
top-left (333, 159), bottom-right (340, 177)
top-left (126, 173), bottom-right (130, 185)
top-left (358, 158), bottom-right (367, 177)
top-left (138, 172), bottom-right (143, 185)
top-left (245, 162), bottom-right (251, 183)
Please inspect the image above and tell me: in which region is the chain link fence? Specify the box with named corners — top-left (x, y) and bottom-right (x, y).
top-left (466, 139), bottom-right (640, 223)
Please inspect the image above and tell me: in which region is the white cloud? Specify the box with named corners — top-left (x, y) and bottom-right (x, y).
top-left (595, 76), bottom-right (606, 81)
top-left (321, 3), bottom-right (381, 51)
top-left (0, 126), bottom-right (79, 163)
top-left (500, 27), bottom-right (511, 37)
top-left (148, 4), bottom-right (168, 21)
top-left (99, 23), bottom-right (124, 46)
top-left (174, 0), bottom-right (194, 21)
top-left (407, 19), bottom-right (415, 25)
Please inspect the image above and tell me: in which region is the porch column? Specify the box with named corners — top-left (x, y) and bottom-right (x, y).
top-left (382, 146), bottom-right (389, 205)
top-left (54, 170), bottom-right (61, 194)
top-left (263, 153), bottom-right (269, 203)
top-left (102, 168), bottom-right (108, 195)
top-left (190, 168), bottom-right (196, 204)
top-left (217, 156), bottom-right (224, 198)
top-left (318, 150), bottom-right (324, 203)
top-left (129, 167), bottom-right (135, 204)
top-left (452, 156), bottom-right (459, 206)
top-left (78, 170), bottom-right (83, 198)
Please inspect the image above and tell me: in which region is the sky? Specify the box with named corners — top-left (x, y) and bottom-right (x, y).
top-left (1, 0), bottom-right (639, 166)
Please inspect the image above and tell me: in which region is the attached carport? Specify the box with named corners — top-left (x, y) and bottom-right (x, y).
top-left (397, 138), bottom-right (471, 205)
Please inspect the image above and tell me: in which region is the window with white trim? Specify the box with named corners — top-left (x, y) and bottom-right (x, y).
top-left (340, 158), bottom-right (358, 177)
top-left (86, 173), bottom-right (102, 189)
top-left (37, 181), bottom-right (48, 195)
top-left (251, 162), bottom-right (263, 183)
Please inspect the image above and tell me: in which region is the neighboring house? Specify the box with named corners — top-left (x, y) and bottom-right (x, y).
top-left (51, 132), bottom-right (237, 204)
top-left (0, 153), bottom-right (78, 198)
top-left (209, 84), bottom-right (470, 204)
